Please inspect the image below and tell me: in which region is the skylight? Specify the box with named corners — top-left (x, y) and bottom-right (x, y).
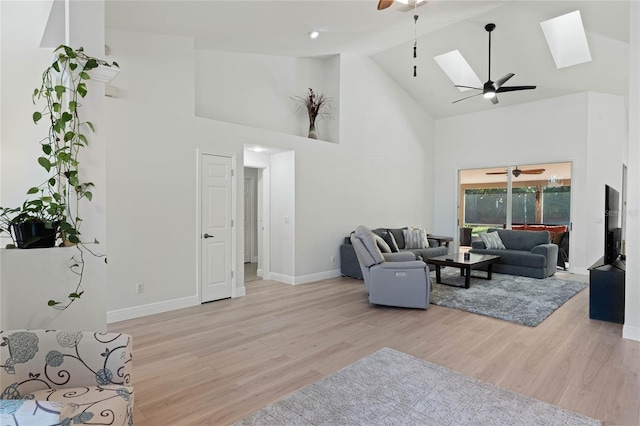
top-left (433, 50), bottom-right (482, 92)
top-left (540, 10), bottom-right (591, 69)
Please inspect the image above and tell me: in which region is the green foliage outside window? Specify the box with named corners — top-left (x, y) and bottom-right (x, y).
top-left (463, 186), bottom-right (570, 227)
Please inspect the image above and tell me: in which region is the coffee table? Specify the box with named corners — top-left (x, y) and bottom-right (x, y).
top-left (427, 252), bottom-right (501, 289)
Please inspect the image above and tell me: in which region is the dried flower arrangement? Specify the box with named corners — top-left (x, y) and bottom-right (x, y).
top-left (292, 88), bottom-right (333, 139)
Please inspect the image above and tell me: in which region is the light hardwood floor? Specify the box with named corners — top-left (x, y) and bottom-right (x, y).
top-left (109, 274), bottom-right (640, 426)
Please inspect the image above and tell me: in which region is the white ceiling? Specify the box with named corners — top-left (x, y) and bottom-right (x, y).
top-left (105, 0), bottom-right (630, 119)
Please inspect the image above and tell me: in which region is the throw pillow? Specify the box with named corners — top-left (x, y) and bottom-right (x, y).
top-left (479, 231), bottom-right (506, 249)
top-left (403, 227), bottom-right (429, 249)
top-left (374, 234), bottom-right (392, 253)
top-left (381, 230), bottom-right (400, 253)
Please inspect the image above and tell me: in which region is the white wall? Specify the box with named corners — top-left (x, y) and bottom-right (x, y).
top-left (195, 51), bottom-right (340, 143)
top-left (625, 3), bottom-right (640, 341)
top-left (293, 54), bottom-right (437, 278)
top-left (1, 0), bottom-right (108, 331)
top-left (0, 1), bottom-right (53, 214)
top-left (586, 92), bottom-right (628, 265)
top-left (1, 249), bottom-right (106, 331)
top-left (434, 92), bottom-right (627, 274)
top-left (269, 151), bottom-right (296, 282)
top-left (104, 30), bottom-right (205, 315)
top-left (102, 28), bottom-right (434, 319)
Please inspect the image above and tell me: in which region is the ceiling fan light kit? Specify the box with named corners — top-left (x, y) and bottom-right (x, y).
top-left (454, 23), bottom-right (536, 105)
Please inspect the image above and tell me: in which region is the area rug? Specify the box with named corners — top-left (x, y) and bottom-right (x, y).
top-left (429, 268), bottom-right (587, 326)
top-left (236, 347), bottom-right (601, 426)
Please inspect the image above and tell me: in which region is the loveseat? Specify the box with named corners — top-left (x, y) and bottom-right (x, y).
top-left (509, 224), bottom-right (569, 269)
top-left (469, 228), bottom-right (558, 278)
top-left (0, 330), bottom-right (133, 425)
top-left (341, 227), bottom-right (448, 279)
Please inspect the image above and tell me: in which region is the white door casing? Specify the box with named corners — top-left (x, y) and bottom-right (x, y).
top-left (244, 161), bottom-right (270, 280)
top-left (200, 154), bottom-right (233, 302)
top-left (244, 177), bottom-right (253, 263)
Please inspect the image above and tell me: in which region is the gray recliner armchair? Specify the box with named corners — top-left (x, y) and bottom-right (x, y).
top-left (350, 225), bottom-right (431, 309)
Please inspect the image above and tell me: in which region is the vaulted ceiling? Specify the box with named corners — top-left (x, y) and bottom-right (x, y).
top-left (106, 0), bottom-right (630, 119)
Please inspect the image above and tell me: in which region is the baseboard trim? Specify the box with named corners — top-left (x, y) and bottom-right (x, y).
top-left (257, 268), bottom-right (264, 277)
top-left (294, 269), bottom-right (341, 285)
top-left (107, 296), bottom-right (199, 324)
top-left (269, 270), bottom-right (341, 285)
top-left (572, 266), bottom-right (589, 275)
top-left (623, 324), bottom-right (640, 341)
top-left (269, 272), bottom-right (294, 285)
top-left (107, 270), bottom-right (341, 323)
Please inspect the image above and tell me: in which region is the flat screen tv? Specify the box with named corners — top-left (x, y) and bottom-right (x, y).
top-left (604, 184), bottom-right (621, 264)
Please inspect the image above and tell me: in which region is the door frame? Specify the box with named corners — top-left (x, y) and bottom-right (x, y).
top-left (196, 149), bottom-right (238, 302)
top-left (244, 175), bottom-right (256, 263)
top-left (457, 161), bottom-right (574, 271)
top-left (244, 161), bottom-right (271, 280)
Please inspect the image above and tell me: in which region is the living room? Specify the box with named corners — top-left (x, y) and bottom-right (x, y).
top-left (2, 0), bottom-right (636, 326)
top-left (0, 0), bottom-right (639, 424)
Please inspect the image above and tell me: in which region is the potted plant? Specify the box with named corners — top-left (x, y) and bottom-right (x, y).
top-left (0, 196), bottom-right (62, 248)
top-left (460, 224), bottom-right (473, 247)
top-left (0, 45), bottom-right (117, 309)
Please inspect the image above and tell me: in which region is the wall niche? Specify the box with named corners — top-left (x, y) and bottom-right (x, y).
top-left (195, 51), bottom-right (340, 143)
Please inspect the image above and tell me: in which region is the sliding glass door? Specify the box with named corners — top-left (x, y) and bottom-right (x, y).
top-left (459, 162), bottom-right (571, 244)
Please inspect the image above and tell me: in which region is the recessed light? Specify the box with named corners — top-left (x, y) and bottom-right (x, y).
top-left (253, 147), bottom-right (264, 153)
top-left (309, 31), bottom-right (319, 39)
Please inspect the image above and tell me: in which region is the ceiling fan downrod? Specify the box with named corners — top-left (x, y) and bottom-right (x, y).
top-left (413, 12), bottom-right (419, 77)
top-left (486, 23), bottom-right (495, 82)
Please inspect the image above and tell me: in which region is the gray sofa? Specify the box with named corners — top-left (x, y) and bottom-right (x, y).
top-left (341, 227), bottom-right (448, 279)
top-left (469, 228), bottom-right (558, 278)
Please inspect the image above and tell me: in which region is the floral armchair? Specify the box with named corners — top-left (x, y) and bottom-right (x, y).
top-left (0, 330), bottom-right (133, 425)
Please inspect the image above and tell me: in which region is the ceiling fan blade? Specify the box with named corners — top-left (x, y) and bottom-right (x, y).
top-left (486, 171), bottom-right (508, 175)
top-left (453, 93), bottom-right (483, 103)
top-left (494, 73), bottom-right (514, 89)
top-left (377, 0), bottom-right (394, 10)
top-left (490, 95), bottom-right (499, 105)
top-left (521, 169), bottom-right (546, 174)
top-left (454, 85), bottom-right (482, 91)
top-left (497, 85), bottom-right (537, 93)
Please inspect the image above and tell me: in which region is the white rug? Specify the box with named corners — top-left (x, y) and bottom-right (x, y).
top-left (237, 347), bottom-right (601, 426)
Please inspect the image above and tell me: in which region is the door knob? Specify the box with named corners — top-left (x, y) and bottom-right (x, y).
top-left (203, 233), bottom-right (214, 239)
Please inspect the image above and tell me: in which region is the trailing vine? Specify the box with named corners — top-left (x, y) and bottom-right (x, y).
top-left (0, 45), bottom-right (118, 310)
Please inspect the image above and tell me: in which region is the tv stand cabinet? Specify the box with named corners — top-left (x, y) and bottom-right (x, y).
top-left (588, 256), bottom-right (625, 324)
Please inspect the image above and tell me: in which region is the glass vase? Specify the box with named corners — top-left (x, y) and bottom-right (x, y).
top-left (308, 121), bottom-right (317, 139)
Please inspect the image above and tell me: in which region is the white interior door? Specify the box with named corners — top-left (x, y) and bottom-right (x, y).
top-left (201, 154), bottom-right (233, 302)
top-left (244, 177), bottom-right (252, 263)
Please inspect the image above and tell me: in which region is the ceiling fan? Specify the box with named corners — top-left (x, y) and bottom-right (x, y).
top-left (486, 166), bottom-right (546, 178)
top-left (453, 23), bottom-right (536, 105)
top-left (377, 0), bottom-right (424, 10)
top-left (377, 0), bottom-right (394, 9)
